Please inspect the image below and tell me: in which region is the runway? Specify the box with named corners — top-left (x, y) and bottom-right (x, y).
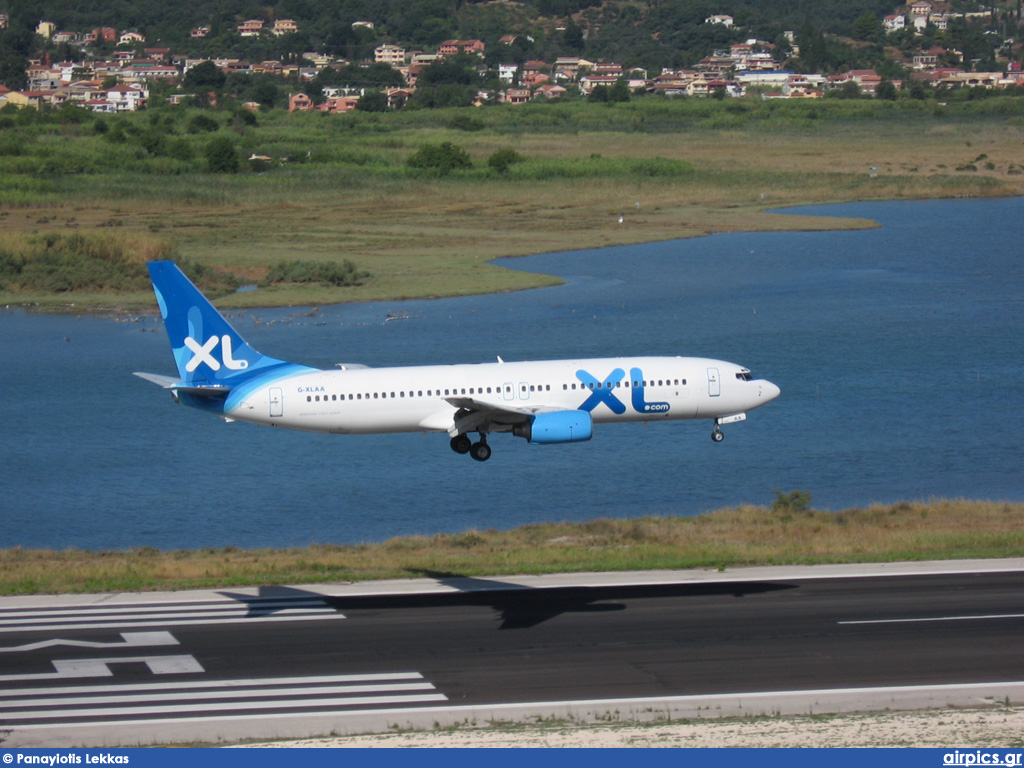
top-left (3, 560), bottom-right (1024, 746)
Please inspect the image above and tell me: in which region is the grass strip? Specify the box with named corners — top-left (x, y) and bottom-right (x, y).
top-left (2, 499), bottom-right (1022, 595)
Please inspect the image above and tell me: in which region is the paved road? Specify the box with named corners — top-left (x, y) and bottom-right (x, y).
top-left (3, 562), bottom-right (1024, 746)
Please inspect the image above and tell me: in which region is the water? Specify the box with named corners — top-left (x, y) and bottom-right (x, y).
top-left (2, 197), bottom-right (1022, 551)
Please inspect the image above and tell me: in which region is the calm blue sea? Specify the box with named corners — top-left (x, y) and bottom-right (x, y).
top-left (3, 197), bottom-right (1023, 551)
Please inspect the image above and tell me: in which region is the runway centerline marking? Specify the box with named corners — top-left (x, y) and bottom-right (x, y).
top-left (839, 612), bottom-right (1024, 625)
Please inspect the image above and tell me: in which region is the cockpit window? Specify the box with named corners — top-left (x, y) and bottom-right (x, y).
top-left (736, 371), bottom-right (753, 381)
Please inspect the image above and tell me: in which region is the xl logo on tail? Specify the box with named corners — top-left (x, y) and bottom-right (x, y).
top-left (184, 335), bottom-right (249, 373)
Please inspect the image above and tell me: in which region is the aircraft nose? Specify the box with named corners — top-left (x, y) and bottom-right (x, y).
top-left (761, 380), bottom-right (781, 402)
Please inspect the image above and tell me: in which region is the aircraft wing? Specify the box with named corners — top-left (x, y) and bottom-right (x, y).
top-left (442, 396), bottom-right (565, 437)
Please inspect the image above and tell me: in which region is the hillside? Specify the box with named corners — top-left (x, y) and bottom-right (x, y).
top-left (2, 0), bottom-right (1015, 73)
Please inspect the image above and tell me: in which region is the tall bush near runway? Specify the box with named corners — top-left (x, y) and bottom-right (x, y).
top-left (405, 141), bottom-right (472, 175)
top-left (204, 136), bottom-right (239, 173)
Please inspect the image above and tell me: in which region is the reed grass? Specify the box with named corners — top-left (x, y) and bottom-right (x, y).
top-left (2, 100), bottom-right (1023, 310)
top-left (1, 500), bottom-right (1021, 595)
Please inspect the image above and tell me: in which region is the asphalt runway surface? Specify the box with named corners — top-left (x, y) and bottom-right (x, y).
top-left (3, 561), bottom-right (1024, 746)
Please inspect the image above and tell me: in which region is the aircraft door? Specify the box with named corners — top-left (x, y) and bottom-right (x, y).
top-left (503, 382), bottom-right (515, 401)
top-left (519, 382), bottom-right (531, 401)
top-left (269, 387), bottom-right (284, 417)
top-left (707, 368), bottom-right (720, 397)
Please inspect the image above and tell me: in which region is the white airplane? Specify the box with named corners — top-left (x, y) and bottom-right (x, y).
top-left (136, 261), bottom-right (780, 462)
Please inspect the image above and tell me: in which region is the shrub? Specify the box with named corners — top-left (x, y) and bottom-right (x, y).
top-left (449, 114), bottom-right (485, 131)
top-left (405, 141), bottom-right (472, 175)
top-left (770, 489), bottom-right (813, 514)
top-left (0, 233), bottom-right (179, 293)
top-left (261, 259), bottom-right (371, 287)
top-left (488, 148), bottom-right (525, 173)
top-left (166, 138), bottom-right (194, 162)
top-left (187, 114), bottom-right (219, 134)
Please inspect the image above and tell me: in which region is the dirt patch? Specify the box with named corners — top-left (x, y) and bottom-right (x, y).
top-left (241, 707), bottom-right (1024, 748)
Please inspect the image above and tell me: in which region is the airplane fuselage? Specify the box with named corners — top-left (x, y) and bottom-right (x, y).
top-left (221, 356), bottom-right (777, 436)
top-left (138, 261), bottom-right (780, 461)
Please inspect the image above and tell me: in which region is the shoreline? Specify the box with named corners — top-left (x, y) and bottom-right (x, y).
top-left (3, 500), bottom-right (1023, 596)
top-left (4, 101), bottom-right (1024, 313)
top-left (0, 203), bottom-right (885, 316)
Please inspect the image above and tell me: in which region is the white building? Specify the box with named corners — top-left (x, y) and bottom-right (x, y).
top-left (883, 14), bottom-right (906, 32)
top-left (375, 44), bottom-right (406, 66)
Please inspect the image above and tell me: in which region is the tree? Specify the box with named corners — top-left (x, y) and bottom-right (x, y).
top-left (417, 57), bottom-right (479, 86)
top-left (182, 60), bottom-right (226, 91)
top-left (204, 136), bottom-right (238, 173)
top-left (563, 19), bottom-right (585, 52)
top-left (853, 13), bottom-right (882, 43)
top-left (0, 26), bottom-right (33, 89)
top-left (833, 80), bottom-right (862, 99)
top-left (876, 79), bottom-right (898, 100)
top-left (909, 79), bottom-right (929, 100)
top-left (251, 81), bottom-right (280, 109)
top-left (609, 79), bottom-right (632, 102)
top-left (355, 91), bottom-right (388, 112)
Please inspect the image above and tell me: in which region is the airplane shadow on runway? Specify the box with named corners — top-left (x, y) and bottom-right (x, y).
top-left (219, 574), bottom-right (797, 630)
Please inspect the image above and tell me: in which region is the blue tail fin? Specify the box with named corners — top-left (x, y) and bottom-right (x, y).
top-left (148, 261), bottom-right (293, 386)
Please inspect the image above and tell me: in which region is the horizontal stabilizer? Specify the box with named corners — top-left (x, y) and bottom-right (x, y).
top-left (133, 371), bottom-right (231, 399)
top-left (133, 372), bottom-right (179, 388)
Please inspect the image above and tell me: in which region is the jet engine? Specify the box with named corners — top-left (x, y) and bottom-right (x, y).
top-left (513, 410), bottom-right (593, 444)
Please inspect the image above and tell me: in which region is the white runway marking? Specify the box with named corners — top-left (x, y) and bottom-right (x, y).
top-left (0, 599), bottom-right (345, 632)
top-left (840, 613), bottom-right (1024, 625)
top-left (0, 631), bottom-right (179, 653)
top-left (0, 654), bottom-right (205, 682)
top-left (0, 671), bottom-right (447, 726)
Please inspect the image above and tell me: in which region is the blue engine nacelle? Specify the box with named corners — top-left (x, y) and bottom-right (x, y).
top-left (513, 410), bottom-right (593, 444)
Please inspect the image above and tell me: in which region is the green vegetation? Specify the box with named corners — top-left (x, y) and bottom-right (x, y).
top-left (4, 0), bottom-right (1018, 78)
top-left (0, 231), bottom-right (243, 295)
top-left (406, 141), bottom-right (474, 175)
top-left (1, 500), bottom-right (1022, 595)
top-left (488, 147), bottom-right (526, 173)
top-left (203, 135), bottom-right (239, 173)
top-left (2, 98), bottom-right (1023, 312)
top-left (771, 489), bottom-right (814, 515)
top-left (262, 259), bottom-right (371, 287)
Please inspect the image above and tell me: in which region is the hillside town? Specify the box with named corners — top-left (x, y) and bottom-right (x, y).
top-left (0, 1), bottom-right (1022, 114)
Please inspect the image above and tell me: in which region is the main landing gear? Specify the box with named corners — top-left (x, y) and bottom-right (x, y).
top-left (450, 433), bottom-right (492, 462)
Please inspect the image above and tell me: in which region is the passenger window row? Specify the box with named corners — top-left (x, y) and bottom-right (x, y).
top-left (306, 384), bottom-right (553, 403)
top-left (305, 378), bottom-right (686, 403)
top-left (562, 378), bottom-right (687, 390)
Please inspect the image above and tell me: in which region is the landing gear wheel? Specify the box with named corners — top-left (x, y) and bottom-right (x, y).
top-left (711, 427), bottom-right (725, 443)
top-left (450, 434), bottom-right (472, 454)
top-left (470, 441), bottom-right (492, 462)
